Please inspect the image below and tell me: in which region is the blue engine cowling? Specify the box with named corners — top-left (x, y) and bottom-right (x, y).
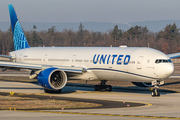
top-left (37, 68), bottom-right (67, 90)
top-left (131, 82), bottom-right (153, 87)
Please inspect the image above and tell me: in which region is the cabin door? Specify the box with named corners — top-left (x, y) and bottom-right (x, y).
top-left (71, 55), bottom-right (76, 66)
top-left (137, 56), bottom-right (143, 69)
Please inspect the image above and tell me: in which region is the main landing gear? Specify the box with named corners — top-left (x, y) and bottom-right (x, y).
top-left (94, 80), bottom-right (112, 91)
top-left (44, 88), bottom-right (62, 93)
top-left (151, 80), bottom-right (162, 97)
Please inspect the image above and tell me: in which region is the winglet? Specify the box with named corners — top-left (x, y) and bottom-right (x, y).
top-left (8, 4), bottom-right (30, 50)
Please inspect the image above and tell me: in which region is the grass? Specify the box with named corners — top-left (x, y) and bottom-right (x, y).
top-left (0, 95), bottom-right (101, 110)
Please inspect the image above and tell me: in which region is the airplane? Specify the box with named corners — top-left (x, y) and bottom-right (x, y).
top-left (0, 4), bottom-right (179, 97)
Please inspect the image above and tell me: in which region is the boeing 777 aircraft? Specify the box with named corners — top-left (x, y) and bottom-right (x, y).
top-left (0, 4), bottom-right (179, 97)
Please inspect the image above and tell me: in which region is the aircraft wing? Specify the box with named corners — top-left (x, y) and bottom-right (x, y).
top-left (0, 61), bottom-right (85, 73)
top-left (0, 55), bottom-right (12, 58)
top-left (167, 53), bottom-right (180, 59)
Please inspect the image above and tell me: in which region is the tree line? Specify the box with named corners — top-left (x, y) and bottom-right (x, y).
top-left (0, 22), bottom-right (179, 55)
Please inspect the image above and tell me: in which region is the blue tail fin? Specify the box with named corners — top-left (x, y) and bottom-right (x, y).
top-left (8, 4), bottom-right (30, 50)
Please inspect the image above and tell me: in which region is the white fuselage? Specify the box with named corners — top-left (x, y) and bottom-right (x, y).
top-left (10, 47), bottom-right (174, 82)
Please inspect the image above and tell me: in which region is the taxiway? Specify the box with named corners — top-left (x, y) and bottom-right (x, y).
top-left (0, 81), bottom-right (180, 120)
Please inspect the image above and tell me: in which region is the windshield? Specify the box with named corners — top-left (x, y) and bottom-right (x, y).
top-left (155, 59), bottom-right (172, 63)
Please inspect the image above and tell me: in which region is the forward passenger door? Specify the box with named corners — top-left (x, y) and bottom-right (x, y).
top-left (137, 56), bottom-right (143, 69)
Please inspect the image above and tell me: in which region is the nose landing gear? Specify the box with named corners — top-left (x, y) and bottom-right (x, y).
top-left (94, 80), bottom-right (112, 91)
top-left (151, 80), bottom-right (163, 97)
top-left (151, 88), bottom-right (160, 97)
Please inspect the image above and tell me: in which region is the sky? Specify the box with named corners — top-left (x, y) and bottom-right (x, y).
top-left (1, 0), bottom-right (180, 23)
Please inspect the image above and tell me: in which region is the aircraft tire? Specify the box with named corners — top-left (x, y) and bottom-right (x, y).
top-left (44, 88), bottom-right (62, 93)
top-left (106, 85), bottom-right (112, 91)
top-left (55, 89), bottom-right (62, 93)
top-left (98, 85), bottom-right (102, 91)
top-left (94, 85), bottom-right (98, 91)
top-left (155, 89), bottom-right (160, 96)
top-left (151, 89), bottom-right (160, 97)
top-left (94, 85), bottom-right (112, 91)
top-left (151, 90), bottom-right (156, 97)
top-left (44, 88), bottom-right (51, 93)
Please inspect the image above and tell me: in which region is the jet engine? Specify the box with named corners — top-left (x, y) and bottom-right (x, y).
top-left (131, 82), bottom-right (153, 87)
top-left (37, 68), bottom-right (67, 90)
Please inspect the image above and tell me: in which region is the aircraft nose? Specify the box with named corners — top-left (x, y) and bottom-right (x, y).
top-left (165, 63), bottom-right (174, 77)
top-left (155, 63), bottom-right (174, 79)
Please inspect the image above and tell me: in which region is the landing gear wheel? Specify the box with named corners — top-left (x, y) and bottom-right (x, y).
top-left (44, 88), bottom-right (50, 93)
top-left (106, 85), bottom-right (112, 91)
top-left (98, 85), bottom-right (102, 91)
top-left (151, 89), bottom-right (160, 97)
top-left (55, 89), bottom-right (62, 93)
top-left (155, 89), bottom-right (160, 96)
top-left (94, 85), bottom-right (98, 91)
top-left (151, 80), bottom-right (162, 97)
top-left (94, 80), bottom-right (112, 92)
top-left (151, 90), bottom-right (156, 97)
top-left (44, 88), bottom-right (62, 93)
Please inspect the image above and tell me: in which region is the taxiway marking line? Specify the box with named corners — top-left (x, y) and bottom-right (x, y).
top-left (8, 110), bottom-right (180, 119)
top-left (15, 92), bottom-right (152, 109)
top-left (0, 91), bottom-right (152, 110)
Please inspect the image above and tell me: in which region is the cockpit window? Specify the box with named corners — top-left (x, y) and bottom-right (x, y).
top-left (163, 60), bottom-right (168, 63)
top-left (155, 59), bottom-right (172, 63)
top-left (168, 59), bottom-right (172, 63)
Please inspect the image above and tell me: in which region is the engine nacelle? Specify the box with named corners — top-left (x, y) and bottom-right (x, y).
top-left (37, 68), bottom-right (67, 90)
top-left (131, 82), bottom-right (153, 87)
